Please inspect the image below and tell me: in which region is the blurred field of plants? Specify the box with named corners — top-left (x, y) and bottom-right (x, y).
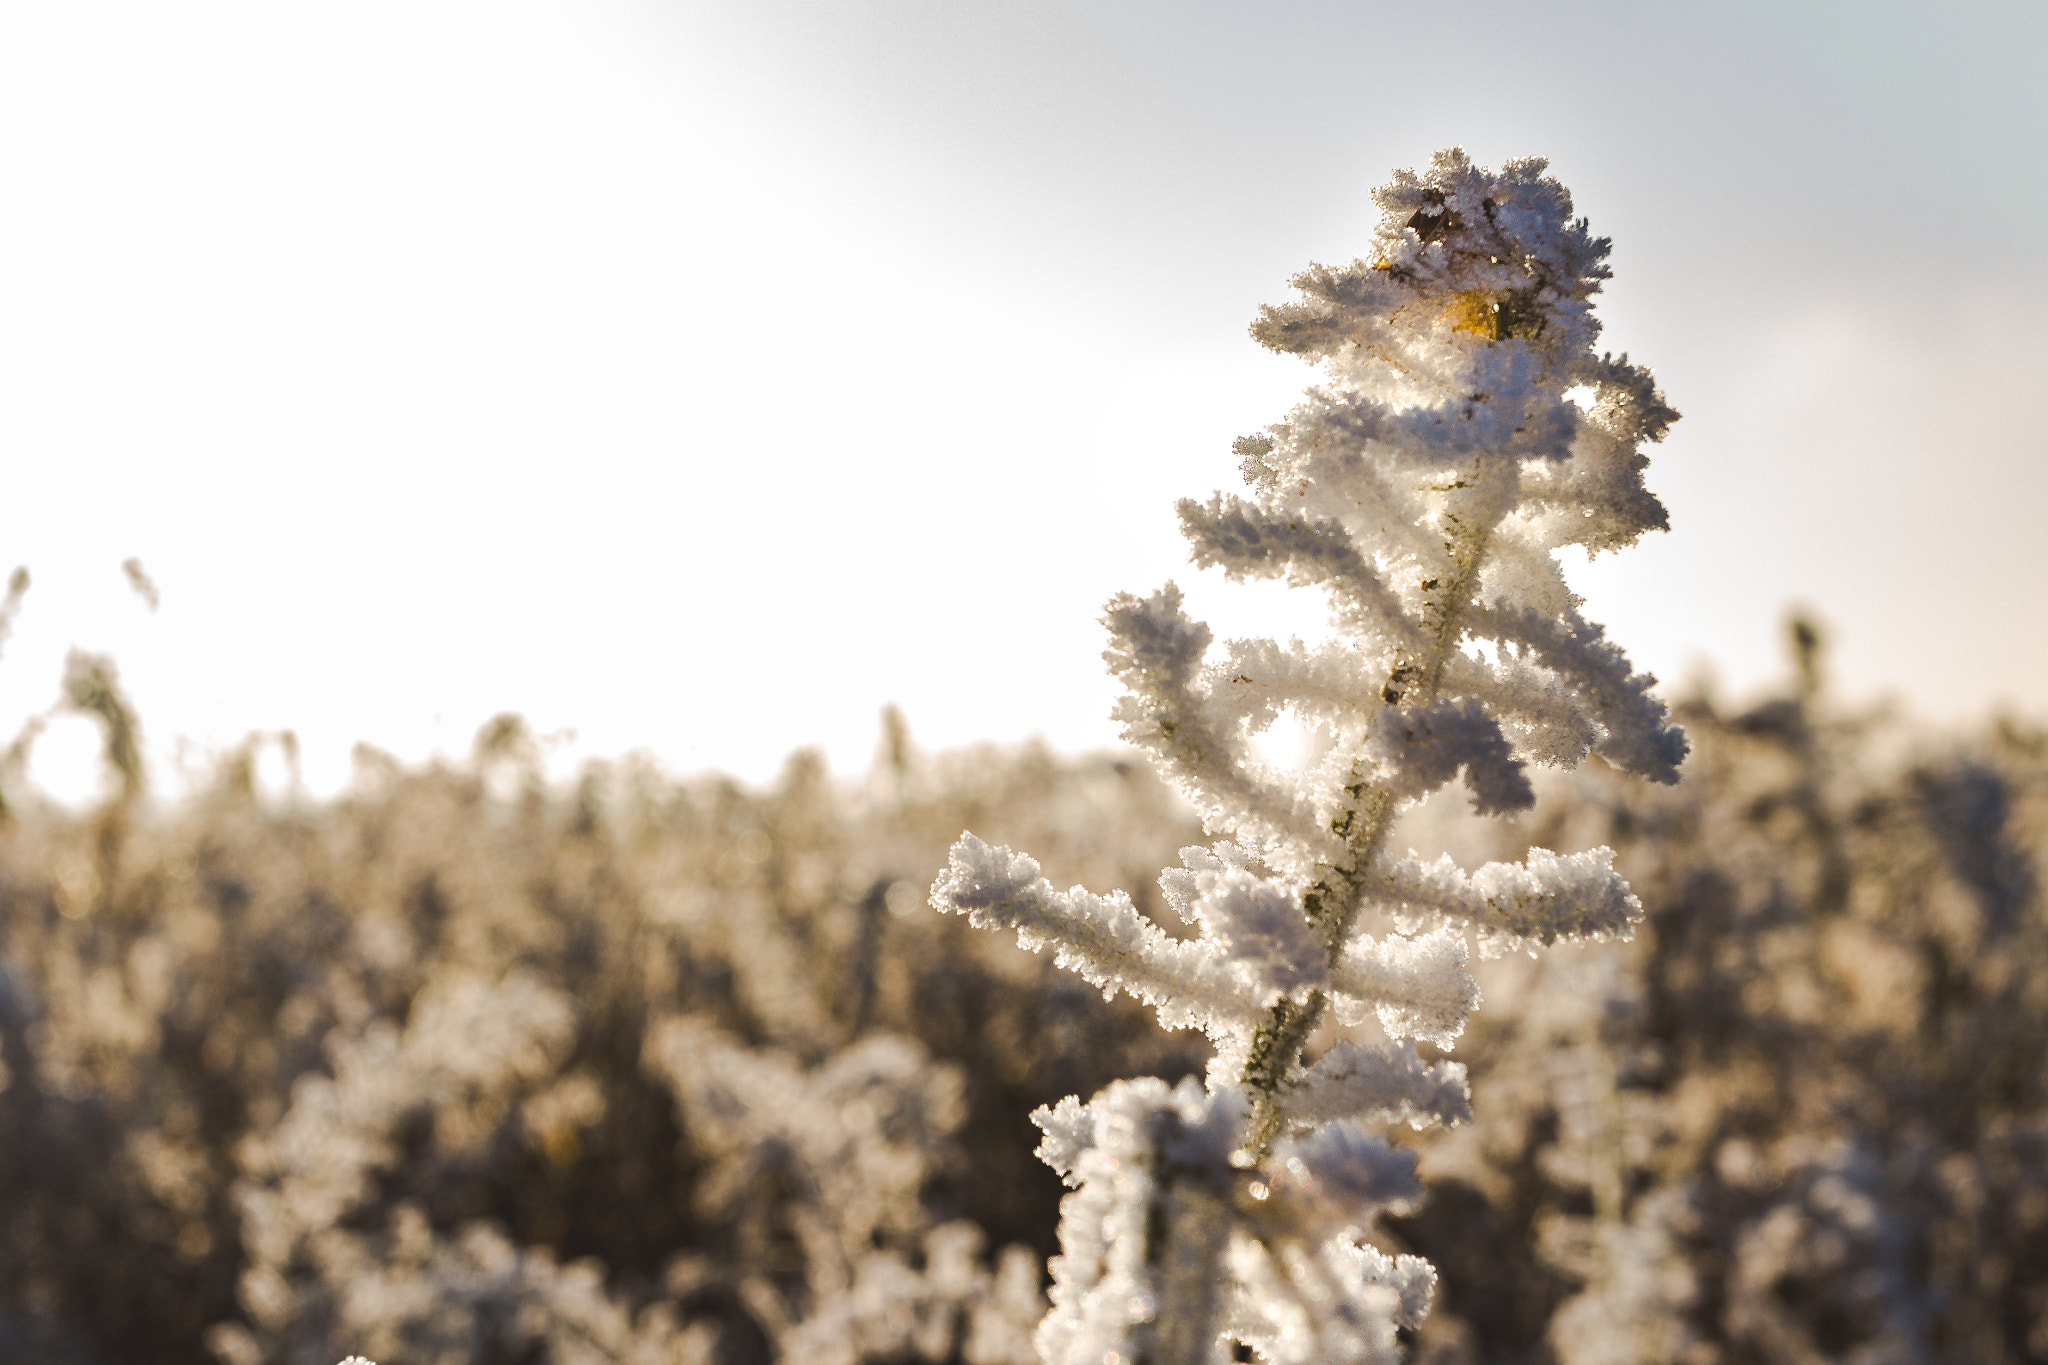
top-left (0, 622), bottom-right (2043, 1365)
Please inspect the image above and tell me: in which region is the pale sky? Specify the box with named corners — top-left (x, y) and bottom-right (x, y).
top-left (3, 0), bottom-right (2044, 802)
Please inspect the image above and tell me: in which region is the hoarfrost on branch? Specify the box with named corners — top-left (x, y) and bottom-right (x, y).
top-left (931, 148), bottom-right (1683, 1364)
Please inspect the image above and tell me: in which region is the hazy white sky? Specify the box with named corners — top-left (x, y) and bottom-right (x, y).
top-left (2, 0), bottom-right (2044, 800)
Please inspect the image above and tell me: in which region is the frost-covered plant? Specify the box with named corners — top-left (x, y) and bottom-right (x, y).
top-left (931, 149), bottom-right (1684, 1365)
top-left (1496, 643), bottom-right (2048, 1365)
top-left (643, 1018), bottom-right (1043, 1364)
top-left (213, 970), bottom-right (715, 1365)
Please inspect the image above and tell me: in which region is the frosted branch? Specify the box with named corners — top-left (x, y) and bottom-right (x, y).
top-left (1219, 1235), bottom-right (1418, 1365)
top-left (1439, 647), bottom-right (1601, 769)
top-left (1031, 1080), bottom-right (1244, 1365)
top-left (1364, 698), bottom-right (1535, 815)
top-left (1368, 846), bottom-right (1642, 956)
top-left (1103, 585), bottom-right (1315, 850)
top-left (1329, 928), bottom-right (1480, 1047)
top-left (1284, 1040), bottom-right (1473, 1131)
top-left (1466, 602), bottom-right (1687, 783)
top-left (1179, 494), bottom-right (1426, 654)
top-left (930, 835), bottom-right (1270, 1034)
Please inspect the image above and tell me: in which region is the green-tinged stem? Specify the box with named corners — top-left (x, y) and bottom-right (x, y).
top-left (1237, 495), bottom-right (1498, 1160)
top-left (1238, 785), bottom-right (1393, 1158)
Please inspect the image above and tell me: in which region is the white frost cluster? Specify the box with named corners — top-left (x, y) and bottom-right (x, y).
top-left (1030, 1078), bottom-right (1436, 1365)
top-left (214, 972), bottom-right (717, 1365)
top-left (932, 149), bottom-right (1682, 1363)
top-left (643, 1019), bottom-right (1045, 1365)
top-left (934, 835), bottom-right (1480, 1053)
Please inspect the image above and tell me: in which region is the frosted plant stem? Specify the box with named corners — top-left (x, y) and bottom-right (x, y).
top-left (932, 149), bottom-right (1686, 1365)
top-left (1239, 783), bottom-right (1385, 1158)
top-left (1240, 519), bottom-right (1492, 1158)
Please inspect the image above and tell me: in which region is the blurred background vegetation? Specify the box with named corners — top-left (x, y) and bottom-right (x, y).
top-left (0, 619), bottom-right (2043, 1365)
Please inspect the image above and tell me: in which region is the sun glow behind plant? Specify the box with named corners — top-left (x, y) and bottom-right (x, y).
top-left (0, 0), bottom-right (1273, 799)
top-left (2, 0), bottom-right (2044, 804)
